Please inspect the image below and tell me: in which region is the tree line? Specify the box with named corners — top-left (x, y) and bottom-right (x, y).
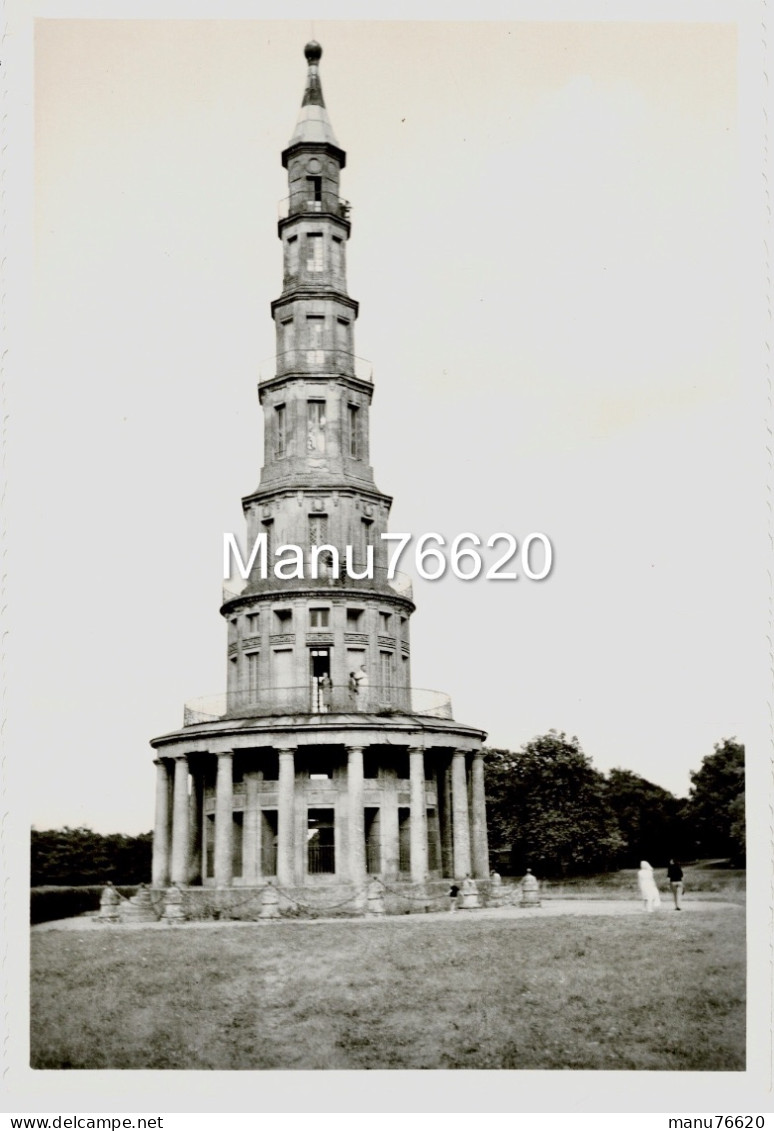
top-left (31, 827), bottom-right (152, 887)
top-left (485, 733), bottom-right (744, 877)
top-left (31, 734), bottom-right (744, 885)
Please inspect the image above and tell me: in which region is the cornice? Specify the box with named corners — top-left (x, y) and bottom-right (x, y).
top-left (270, 290), bottom-right (359, 317)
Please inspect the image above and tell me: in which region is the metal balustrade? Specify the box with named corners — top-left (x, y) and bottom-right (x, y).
top-left (307, 842), bottom-right (335, 874)
top-left (277, 195), bottom-right (351, 220)
top-left (183, 684), bottom-right (453, 726)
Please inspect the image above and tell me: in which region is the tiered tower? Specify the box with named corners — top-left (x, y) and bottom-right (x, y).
top-left (150, 43), bottom-right (488, 903)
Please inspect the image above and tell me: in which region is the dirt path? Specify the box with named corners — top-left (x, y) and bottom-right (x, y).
top-left (32, 898), bottom-right (740, 932)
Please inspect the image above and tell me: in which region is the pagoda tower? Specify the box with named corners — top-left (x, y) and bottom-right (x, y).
top-left (150, 43), bottom-right (488, 903)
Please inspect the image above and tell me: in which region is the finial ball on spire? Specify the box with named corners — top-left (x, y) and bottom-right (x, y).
top-left (304, 41), bottom-right (322, 64)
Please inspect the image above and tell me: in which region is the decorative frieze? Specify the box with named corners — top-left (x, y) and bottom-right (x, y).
top-left (270, 633), bottom-right (296, 645)
top-left (377, 635), bottom-right (395, 648)
top-left (345, 632), bottom-right (369, 644)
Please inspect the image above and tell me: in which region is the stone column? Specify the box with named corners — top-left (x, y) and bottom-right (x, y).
top-left (170, 756), bottom-right (190, 884)
top-left (188, 768), bottom-right (204, 884)
top-left (451, 749), bottom-right (472, 878)
top-left (439, 761), bottom-right (454, 878)
top-left (382, 766), bottom-right (399, 878)
top-left (470, 750), bottom-right (490, 879)
top-left (277, 748), bottom-right (296, 886)
top-left (214, 751), bottom-right (234, 887)
top-left (409, 746), bottom-right (428, 882)
top-left (152, 759), bottom-right (172, 887)
top-left (347, 746), bottom-right (366, 882)
top-left (243, 771), bottom-right (262, 883)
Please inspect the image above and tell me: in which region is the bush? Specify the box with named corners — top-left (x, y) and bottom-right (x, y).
top-left (31, 886), bottom-right (139, 925)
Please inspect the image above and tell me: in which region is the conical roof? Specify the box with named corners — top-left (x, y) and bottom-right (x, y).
top-left (287, 41), bottom-right (340, 148)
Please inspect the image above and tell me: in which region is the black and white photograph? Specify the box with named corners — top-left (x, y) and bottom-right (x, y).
top-left (3, 3), bottom-right (771, 1118)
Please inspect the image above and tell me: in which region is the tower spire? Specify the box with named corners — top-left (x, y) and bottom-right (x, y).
top-left (287, 41), bottom-right (341, 151)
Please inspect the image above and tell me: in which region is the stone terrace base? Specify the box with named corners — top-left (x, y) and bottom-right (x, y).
top-left (151, 879), bottom-right (509, 920)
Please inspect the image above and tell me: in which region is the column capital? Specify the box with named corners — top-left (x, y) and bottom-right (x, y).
top-left (346, 744), bottom-right (365, 755)
top-left (173, 753), bottom-right (190, 763)
top-left (407, 745), bottom-right (426, 755)
top-left (216, 750), bottom-right (234, 760)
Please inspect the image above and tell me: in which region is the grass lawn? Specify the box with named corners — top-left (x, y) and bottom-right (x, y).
top-left (30, 907), bottom-right (745, 1070)
top-left (539, 864), bottom-right (745, 902)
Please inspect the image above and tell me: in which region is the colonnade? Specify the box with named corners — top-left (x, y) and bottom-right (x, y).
top-left (151, 745), bottom-right (489, 888)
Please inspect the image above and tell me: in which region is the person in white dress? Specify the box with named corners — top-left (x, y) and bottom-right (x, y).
top-left (637, 860), bottom-right (661, 912)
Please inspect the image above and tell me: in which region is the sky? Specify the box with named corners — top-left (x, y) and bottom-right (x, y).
top-left (14, 18), bottom-right (763, 834)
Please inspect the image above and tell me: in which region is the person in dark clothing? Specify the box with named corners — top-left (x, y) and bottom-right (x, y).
top-left (448, 883), bottom-right (460, 912)
top-left (667, 859), bottom-right (684, 910)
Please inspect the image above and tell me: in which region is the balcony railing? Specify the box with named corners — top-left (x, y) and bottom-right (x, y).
top-left (307, 842), bottom-right (336, 874)
top-left (278, 195), bottom-right (351, 221)
top-left (258, 350), bottom-right (373, 384)
top-left (222, 564), bottom-right (414, 604)
top-left (183, 684), bottom-right (453, 726)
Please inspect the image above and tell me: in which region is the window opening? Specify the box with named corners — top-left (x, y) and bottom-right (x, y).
top-left (346, 608), bottom-right (364, 630)
top-left (307, 809), bottom-right (335, 873)
top-left (380, 650), bottom-right (393, 693)
top-left (398, 808), bottom-right (411, 873)
top-left (246, 651), bottom-right (260, 695)
top-left (309, 514), bottom-right (328, 546)
top-left (262, 519), bottom-right (274, 564)
top-left (307, 400), bottom-right (326, 452)
top-left (310, 647), bottom-right (331, 713)
top-left (261, 811), bottom-right (278, 875)
top-left (274, 608), bottom-right (292, 631)
top-left (347, 404), bottom-right (361, 459)
top-left (287, 235), bottom-right (299, 275)
top-left (309, 607), bottom-right (330, 629)
top-left (275, 404), bottom-right (286, 458)
top-left (306, 233), bottom-right (324, 271)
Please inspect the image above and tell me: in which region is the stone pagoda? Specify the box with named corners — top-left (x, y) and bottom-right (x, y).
top-left (150, 42), bottom-right (488, 906)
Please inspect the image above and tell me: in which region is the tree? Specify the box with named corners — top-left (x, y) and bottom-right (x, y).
top-left (31, 826), bottom-right (153, 886)
top-left (605, 768), bottom-right (688, 867)
top-left (684, 738), bottom-right (745, 862)
top-left (484, 732), bottom-right (624, 877)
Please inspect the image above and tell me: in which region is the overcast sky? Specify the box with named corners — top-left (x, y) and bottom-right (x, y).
top-left (16, 18), bottom-right (762, 833)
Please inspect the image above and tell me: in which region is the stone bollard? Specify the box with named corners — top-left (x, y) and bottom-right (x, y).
top-left (489, 870), bottom-right (503, 908)
top-left (520, 869), bottom-right (541, 907)
top-left (162, 885), bottom-right (186, 924)
top-left (259, 883), bottom-right (281, 919)
top-left (365, 880), bottom-right (386, 918)
top-left (120, 885), bottom-right (158, 923)
top-left (459, 876), bottom-right (480, 910)
top-left (99, 882), bottom-right (121, 922)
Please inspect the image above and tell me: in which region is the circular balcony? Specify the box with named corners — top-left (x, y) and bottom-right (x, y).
top-left (222, 564), bottom-right (414, 604)
top-left (183, 685), bottom-right (453, 726)
top-left (277, 195), bottom-right (351, 221)
top-left (258, 349), bottom-right (373, 384)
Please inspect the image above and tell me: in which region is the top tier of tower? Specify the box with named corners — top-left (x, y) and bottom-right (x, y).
top-left (255, 42), bottom-right (377, 496)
